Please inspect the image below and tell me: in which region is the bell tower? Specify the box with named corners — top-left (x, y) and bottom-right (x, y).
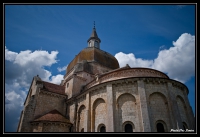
top-left (87, 21), bottom-right (101, 49)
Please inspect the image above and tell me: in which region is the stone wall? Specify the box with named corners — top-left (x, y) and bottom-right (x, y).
top-left (42, 123), bottom-right (70, 132)
top-left (32, 122), bottom-right (71, 132)
top-left (17, 81), bottom-right (39, 132)
top-left (23, 75), bottom-right (193, 132)
top-left (70, 77), bottom-right (194, 132)
top-left (64, 75), bottom-right (74, 98)
top-left (90, 86), bottom-right (107, 132)
top-left (34, 90), bottom-right (66, 118)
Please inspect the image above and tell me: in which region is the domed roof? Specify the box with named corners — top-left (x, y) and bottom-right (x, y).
top-left (66, 25), bottom-right (120, 75)
top-left (66, 47), bottom-right (119, 74)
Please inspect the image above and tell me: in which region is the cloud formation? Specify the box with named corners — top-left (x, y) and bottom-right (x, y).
top-left (4, 47), bottom-right (64, 132)
top-left (57, 65), bottom-right (68, 72)
top-left (5, 47), bottom-right (59, 85)
top-left (115, 33), bottom-right (195, 83)
top-left (115, 52), bottom-right (154, 68)
top-left (50, 74), bottom-right (64, 85)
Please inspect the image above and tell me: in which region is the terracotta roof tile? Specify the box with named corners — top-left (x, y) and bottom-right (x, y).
top-left (33, 109), bottom-right (71, 124)
top-left (66, 47), bottom-right (119, 74)
top-left (42, 81), bottom-right (65, 95)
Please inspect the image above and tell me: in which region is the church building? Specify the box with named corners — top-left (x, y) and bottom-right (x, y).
top-left (17, 25), bottom-right (195, 132)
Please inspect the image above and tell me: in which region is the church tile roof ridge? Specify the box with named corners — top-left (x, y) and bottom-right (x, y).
top-left (42, 81), bottom-right (65, 95)
top-left (32, 109), bottom-right (71, 124)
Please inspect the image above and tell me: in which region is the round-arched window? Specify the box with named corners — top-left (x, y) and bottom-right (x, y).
top-left (100, 126), bottom-right (106, 132)
top-left (125, 124), bottom-right (133, 132)
top-left (157, 123), bottom-right (165, 132)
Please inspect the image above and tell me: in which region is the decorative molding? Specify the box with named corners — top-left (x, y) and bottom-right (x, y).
top-left (75, 75), bottom-right (87, 81)
top-left (144, 78), bottom-right (167, 84)
top-left (172, 81), bottom-right (185, 90)
top-left (64, 67), bottom-right (75, 79)
top-left (64, 75), bottom-right (74, 84)
top-left (66, 97), bottom-right (76, 105)
top-left (39, 90), bottom-right (66, 99)
top-left (76, 94), bottom-right (86, 102)
top-left (31, 121), bottom-right (72, 127)
top-left (84, 68), bottom-right (168, 90)
top-left (64, 74), bottom-right (87, 86)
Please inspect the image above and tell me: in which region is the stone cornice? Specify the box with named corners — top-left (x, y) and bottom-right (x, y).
top-left (64, 74), bottom-right (74, 83)
top-left (30, 121), bottom-right (72, 127)
top-left (65, 96), bottom-right (76, 105)
top-left (75, 75), bottom-right (87, 81)
top-left (64, 67), bottom-right (74, 79)
top-left (84, 68), bottom-right (169, 90)
top-left (143, 77), bottom-right (168, 84)
top-left (171, 81), bottom-right (188, 94)
top-left (63, 74), bottom-right (87, 86)
top-left (39, 90), bottom-right (66, 99)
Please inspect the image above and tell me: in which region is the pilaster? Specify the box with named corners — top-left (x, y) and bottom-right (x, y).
top-left (167, 82), bottom-right (183, 130)
top-left (84, 93), bottom-right (91, 132)
top-left (138, 80), bottom-right (151, 132)
top-left (106, 84), bottom-right (115, 132)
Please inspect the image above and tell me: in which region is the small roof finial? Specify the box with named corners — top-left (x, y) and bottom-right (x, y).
top-left (94, 21), bottom-right (95, 28)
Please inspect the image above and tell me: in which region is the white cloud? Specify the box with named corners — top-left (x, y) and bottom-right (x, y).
top-left (115, 33), bottom-right (195, 83)
top-left (5, 46), bottom-right (18, 61)
top-left (49, 74), bottom-right (64, 85)
top-left (115, 52), bottom-right (153, 68)
top-left (5, 89), bottom-right (24, 112)
top-left (152, 33), bottom-right (195, 83)
top-left (5, 47), bottom-right (61, 121)
top-left (4, 46), bottom-right (64, 132)
top-left (14, 50), bottom-right (58, 67)
top-left (57, 65), bottom-right (68, 72)
top-left (5, 47), bottom-right (59, 87)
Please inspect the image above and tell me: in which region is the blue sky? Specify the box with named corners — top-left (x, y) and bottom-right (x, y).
top-left (4, 4), bottom-right (196, 132)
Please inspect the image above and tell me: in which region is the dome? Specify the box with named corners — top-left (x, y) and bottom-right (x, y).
top-left (66, 47), bottom-right (119, 74)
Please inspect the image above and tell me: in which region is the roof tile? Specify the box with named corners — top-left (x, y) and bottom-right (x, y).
top-left (42, 81), bottom-right (65, 95)
top-left (33, 109), bottom-right (71, 124)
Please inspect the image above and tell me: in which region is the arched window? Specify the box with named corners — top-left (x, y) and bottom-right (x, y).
top-left (125, 124), bottom-right (133, 132)
top-left (157, 123), bottom-right (165, 132)
top-left (100, 126), bottom-right (106, 132)
top-left (89, 42), bottom-right (91, 47)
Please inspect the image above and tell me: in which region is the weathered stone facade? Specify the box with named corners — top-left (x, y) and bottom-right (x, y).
top-left (17, 26), bottom-right (195, 132)
top-left (65, 76), bottom-right (194, 132)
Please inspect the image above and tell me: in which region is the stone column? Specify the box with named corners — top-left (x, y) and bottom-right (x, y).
top-left (73, 103), bottom-right (78, 132)
top-left (167, 82), bottom-right (183, 130)
top-left (106, 84), bottom-right (115, 132)
top-left (84, 93), bottom-right (91, 132)
top-left (165, 83), bottom-right (176, 130)
top-left (138, 80), bottom-right (151, 132)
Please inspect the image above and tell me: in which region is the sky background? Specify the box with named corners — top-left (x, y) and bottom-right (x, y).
top-left (4, 4), bottom-right (196, 133)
